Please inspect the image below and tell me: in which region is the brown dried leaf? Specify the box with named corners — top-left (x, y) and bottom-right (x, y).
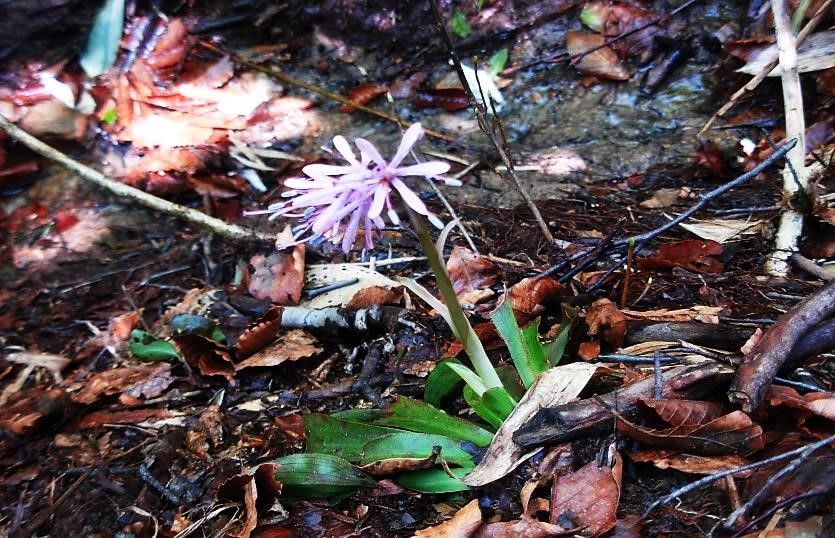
top-left (766, 385), bottom-right (835, 423)
top-left (585, 298), bottom-right (627, 349)
top-left (174, 333), bottom-right (236, 382)
top-left (340, 82), bottom-right (389, 113)
top-left (411, 87), bottom-right (471, 111)
top-left (620, 305), bottom-right (722, 323)
top-left (476, 516), bottom-right (569, 538)
top-left (248, 245), bottom-right (305, 305)
top-left (639, 240), bottom-right (724, 273)
top-left (616, 410), bottom-right (764, 455)
top-left (508, 277), bottom-right (565, 317)
top-left (346, 285), bottom-right (404, 309)
top-left (447, 246), bottom-right (499, 295)
top-left (415, 499), bottom-right (482, 538)
top-left (79, 408), bottom-right (170, 429)
top-left (578, 340), bottom-right (601, 360)
top-left (234, 306), bottom-right (284, 360)
top-left (72, 365), bottom-right (167, 405)
top-left (628, 451), bottom-right (751, 475)
top-left (234, 330), bottom-right (322, 371)
top-left (639, 399), bottom-right (725, 428)
top-left (566, 32), bottom-right (630, 81)
top-left (550, 451), bottom-right (622, 536)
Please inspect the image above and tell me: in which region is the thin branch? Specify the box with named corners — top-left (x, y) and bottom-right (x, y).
top-left (198, 41), bottom-right (455, 143)
top-left (426, 0), bottom-right (554, 244)
top-left (699, 0), bottom-right (833, 136)
top-left (0, 115), bottom-right (276, 244)
top-left (642, 433), bottom-right (835, 519)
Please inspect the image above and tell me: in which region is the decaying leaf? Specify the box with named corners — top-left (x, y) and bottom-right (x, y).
top-left (566, 32), bottom-right (630, 81)
top-left (621, 305), bottom-right (722, 324)
top-left (249, 243), bottom-right (305, 305)
top-left (628, 451), bottom-right (751, 475)
top-left (639, 240), bottom-right (724, 273)
top-left (346, 285), bottom-right (404, 309)
top-left (550, 449), bottom-right (622, 536)
top-left (340, 82), bottom-right (389, 113)
top-left (303, 263), bottom-right (401, 308)
top-left (766, 385), bottom-right (835, 423)
top-left (414, 499), bottom-right (482, 538)
top-left (447, 246), bottom-right (499, 295)
top-left (508, 276), bottom-right (565, 316)
top-left (234, 330), bottom-right (322, 370)
top-left (234, 306), bottom-right (284, 359)
top-left (738, 30), bottom-right (835, 76)
top-left (679, 218), bottom-right (764, 244)
top-left (477, 515), bottom-right (569, 537)
top-left (585, 298), bottom-right (627, 349)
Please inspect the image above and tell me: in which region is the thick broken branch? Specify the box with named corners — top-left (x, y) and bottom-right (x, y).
top-left (729, 279), bottom-right (835, 412)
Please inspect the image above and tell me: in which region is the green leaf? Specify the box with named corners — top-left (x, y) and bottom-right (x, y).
top-left (491, 298), bottom-right (548, 388)
top-left (396, 467), bottom-right (472, 493)
top-left (274, 453), bottom-right (374, 501)
top-left (579, 3), bottom-right (607, 33)
top-left (521, 319), bottom-right (547, 371)
top-left (496, 365), bottom-right (525, 401)
top-left (129, 329), bottom-right (181, 362)
top-left (447, 362), bottom-right (488, 396)
top-left (425, 358), bottom-right (466, 407)
top-left (451, 10), bottom-right (472, 39)
top-left (360, 432), bottom-right (474, 467)
top-left (544, 303), bottom-right (578, 366)
top-left (374, 396), bottom-right (493, 447)
top-left (488, 48), bottom-right (509, 76)
top-left (463, 385), bottom-right (515, 430)
top-left (304, 414), bottom-right (400, 462)
top-left (80, 0), bottom-right (126, 77)
top-left (101, 108), bottom-right (117, 125)
top-left (331, 409), bottom-right (386, 423)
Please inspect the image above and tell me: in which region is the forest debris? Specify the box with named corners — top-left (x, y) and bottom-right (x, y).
top-left (302, 263), bottom-right (401, 308)
top-left (565, 32), bottom-right (630, 81)
top-left (738, 31), bottom-right (835, 76)
top-left (233, 330), bottom-right (322, 370)
top-left (463, 363), bottom-right (598, 486)
top-left (515, 363), bottom-right (734, 447)
top-left (585, 298), bottom-right (627, 349)
top-left (70, 364), bottom-right (171, 404)
top-left (729, 279), bottom-right (835, 412)
top-left (414, 499), bottom-right (482, 537)
top-left (679, 218), bottom-right (765, 244)
top-left (638, 239), bottom-right (724, 273)
top-left (248, 241), bottom-right (305, 305)
top-left (628, 451), bottom-right (751, 475)
top-left (550, 448), bottom-right (622, 536)
top-left (446, 246), bottom-right (499, 295)
top-left (765, 385), bottom-right (835, 423)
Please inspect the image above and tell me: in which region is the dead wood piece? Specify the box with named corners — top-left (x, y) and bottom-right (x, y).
top-left (513, 363), bottom-right (733, 448)
top-left (624, 321), bottom-right (752, 351)
top-left (729, 279), bottom-right (835, 412)
top-left (280, 305), bottom-right (407, 334)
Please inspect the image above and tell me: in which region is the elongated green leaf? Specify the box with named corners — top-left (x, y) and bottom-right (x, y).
top-left (360, 432), bottom-right (474, 467)
top-left (425, 358), bottom-right (466, 407)
top-left (491, 298), bottom-right (547, 387)
top-left (374, 396), bottom-right (493, 447)
top-left (544, 304), bottom-right (578, 366)
top-left (447, 362), bottom-right (488, 396)
top-left (129, 329), bottom-right (181, 362)
top-left (463, 386), bottom-right (502, 430)
top-left (80, 0), bottom-right (125, 77)
top-left (274, 453), bottom-right (374, 501)
top-left (451, 10), bottom-right (472, 39)
top-left (489, 48), bottom-right (509, 76)
top-left (396, 467), bottom-right (472, 493)
top-left (496, 365), bottom-right (525, 401)
top-left (482, 386), bottom-right (517, 419)
top-left (521, 319), bottom-right (547, 372)
top-left (304, 414), bottom-right (400, 462)
top-left (331, 409), bottom-right (386, 423)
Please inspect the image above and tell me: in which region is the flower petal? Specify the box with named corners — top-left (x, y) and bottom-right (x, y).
top-left (395, 161), bottom-right (450, 177)
top-left (354, 138), bottom-right (387, 167)
top-left (390, 123), bottom-right (424, 168)
top-left (368, 183), bottom-right (389, 219)
top-left (303, 164), bottom-right (357, 179)
top-left (391, 178), bottom-right (428, 215)
top-left (333, 135), bottom-right (361, 167)
top-left (341, 203), bottom-right (364, 253)
top-left (284, 177), bottom-right (333, 189)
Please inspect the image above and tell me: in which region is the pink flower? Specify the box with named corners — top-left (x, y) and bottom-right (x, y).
top-left (245, 123), bottom-right (458, 253)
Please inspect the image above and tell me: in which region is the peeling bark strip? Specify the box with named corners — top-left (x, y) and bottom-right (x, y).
top-left (729, 279), bottom-right (835, 413)
top-left (514, 363), bottom-right (734, 448)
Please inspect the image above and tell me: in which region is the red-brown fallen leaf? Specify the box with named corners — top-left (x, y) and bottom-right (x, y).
top-left (628, 451), bottom-right (751, 475)
top-left (340, 82), bottom-right (389, 113)
top-left (639, 399), bottom-right (725, 428)
top-left (692, 139), bottom-right (727, 177)
top-left (638, 240), bottom-right (724, 273)
top-left (411, 87), bottom-right (471, 111)
top-left (477, 516), bottom-right (569, 538)
top-left (415, 499), bottom-right (482, 537)
top-left (346, 285), bottom-right (404, 309)
top-left (234, 329), bottom-right (322, 370)
top-left (578, 340), bottom-right (601, 360)
top-left (550, 452), bottom-right (622, 536)
top-left (78, 408), bottom-right (170, 429)
top-left (274, 413), bottom-right (305, 440)
top-left (174, 333), bottom-right (236, 383)
top-left (109, 310), bottom-right (143, 342)
top-left (217, 464), bottom-right (283, 538)
top-left (766, 385), bottom-right (835, 423)
top-left (585, 298), bottom-right (627, 349)
top-left (119, 363), bottom-right (174, 405)
top-left (71, 365), bottom-right (171, 405)
top-left (583, 1), bottom-right (662, 59)
top-left (725, 36), bottom-right (775, 62)
top-left (508, 276), bottom-right (565, 317)
top-left (234, 306), bottom-right (284, 360)
top-left (616, 410), bottom-right (764, 455)
top-left (606, 515), bottom-right (644, 538)
top-left (447, 246), bottom-right (499, 295)
top-left (0, 388), bottom-right (70, 436)
top-left (248, 246), bottom-right (305, 305)
top-left (185, 402), bottom-right (223, 460)
top-left (566, 32), bottom-right (630, 81)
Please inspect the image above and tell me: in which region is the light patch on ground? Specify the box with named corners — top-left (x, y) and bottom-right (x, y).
top-left (12, 209), bottom-right (110, 269)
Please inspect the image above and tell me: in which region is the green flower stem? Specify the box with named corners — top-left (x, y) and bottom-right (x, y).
top-left (407, 208), bottom-right (503, 390)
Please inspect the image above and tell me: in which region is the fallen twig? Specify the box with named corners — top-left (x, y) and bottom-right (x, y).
top-left (790, 253), bottom-right (835, 281)
top-left (0, 115), bottom-right (276, 244)
top-left (729, 278), bottom-right (835, 412)
top-left (427, 0), bottom-right (554, 244)
top-left (642, 433), bottom-right (835, 521)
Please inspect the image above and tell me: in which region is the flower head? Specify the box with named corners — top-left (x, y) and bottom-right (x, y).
top-left (245, 123), bottom-right (458, 253)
